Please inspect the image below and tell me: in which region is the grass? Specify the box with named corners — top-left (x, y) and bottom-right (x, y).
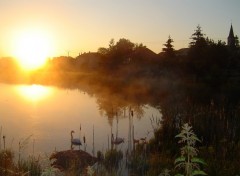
top-left (0, 117), bottom-right (239, 176)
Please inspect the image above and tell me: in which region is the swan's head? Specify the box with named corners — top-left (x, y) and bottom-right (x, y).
top-left (71, 130), bottom-right (75, 134)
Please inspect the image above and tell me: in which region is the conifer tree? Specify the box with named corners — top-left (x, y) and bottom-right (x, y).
top-left (189, 25), bottom-right (207, 48)
top-left (162, 35), bottom-right (175, 57)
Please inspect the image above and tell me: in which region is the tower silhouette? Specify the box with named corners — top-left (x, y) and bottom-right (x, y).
top-left (227, 24), bottom-right (236, 48)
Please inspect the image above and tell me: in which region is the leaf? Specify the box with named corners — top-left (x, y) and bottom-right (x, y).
top-left (192, 170), bottom-right (208, 175)
top-left (191, 136), bottom-right (201, 142)
top-left (175, 134), bottom-right (185, 138)
top-left (174, 174), bottom-right (184, 176)
top-left (174, 156), bottom-right (185, 164)
top-left (191, 157), bottom-right (207, 165)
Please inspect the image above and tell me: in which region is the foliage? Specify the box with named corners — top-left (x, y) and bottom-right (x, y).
top-left (235, 35), bottom-right (240, 48)
top-left (128, 148), bottom-right (148, 175)
top-left (189, 25), bottom-right (206, 48)
top-left (41, 156), bottom-right (62, 176)
top-left (86, 165), bottom-right (95, 176)
top-left (145, 151), bottom-right (174, 176)
top-left (159, 169), bottom-right (171, 176)
top-left (18, 135), bottom-right (33, 165)
top-left (162, 36), bottom-right (175, 58)
top-left (0, 149), bottom-right (15, 175)
top-left (104, 149), bottom-right (123, 169)
top-left (18, 156), bottom-right (41, 176)
top-left (41, 166), bottom-right (61, 176)
top-left (175, 123), bottom-right (207, 176)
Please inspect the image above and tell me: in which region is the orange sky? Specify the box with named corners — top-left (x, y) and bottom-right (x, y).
top-left (0, 0), bottom-right (239, 57)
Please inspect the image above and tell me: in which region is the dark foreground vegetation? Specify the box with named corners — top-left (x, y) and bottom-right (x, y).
top-left (1, 25), bottom-right (240, 175)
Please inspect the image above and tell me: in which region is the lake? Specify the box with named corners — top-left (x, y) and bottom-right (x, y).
top-left (0, 83), bottom-right (161, 157)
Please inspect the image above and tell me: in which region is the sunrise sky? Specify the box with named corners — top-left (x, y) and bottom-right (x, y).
top-left (0, 0), bottom-right (239, 58)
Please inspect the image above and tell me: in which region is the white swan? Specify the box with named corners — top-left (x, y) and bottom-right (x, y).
top-left (111, 134), bottom-right (124, 145)
top-left (71, 130), bottom-right (82, 146)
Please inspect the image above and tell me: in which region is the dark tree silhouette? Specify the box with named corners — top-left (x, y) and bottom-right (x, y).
top-left (189, 25), bottom-right (207, 48)
top-left (98, 38), bottom-right (135, 69)
top-left (235, 35), bottom-right (240, 48)
top-left (98, 47), bottom-right (109, 55)
top-left (108, 38), bottom-right (115, 51)
top-left (162, 35), bottom-right (175, 57)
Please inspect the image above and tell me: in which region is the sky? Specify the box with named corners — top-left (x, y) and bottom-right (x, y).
top-left (0, 0), bottom-right (239, 57)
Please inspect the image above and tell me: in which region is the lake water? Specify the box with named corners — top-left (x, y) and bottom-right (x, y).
top-left (0, 83), bottom-right (161, 157)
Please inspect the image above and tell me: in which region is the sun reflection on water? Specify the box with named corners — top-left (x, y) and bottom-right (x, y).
top-left (16, 84), bottom-right (53, 102)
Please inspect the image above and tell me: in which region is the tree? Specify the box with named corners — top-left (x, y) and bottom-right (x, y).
top-left (108, 38), bottom-right (115, 51)
top-left (98, 47), bottom-right (109, 55)
top-left (114, 38), bottom-right (135, 56)
top-left (97, 39), bottom-right (115, 56)
top-left (99, 38), bottom-right (135, 69)
top-left (188, 25), bottom-right (208, 76)
top-left (162, 36), bottom-right (175, 57)
top-left (235, 35), bottom-right (239, 48)
top-left (189, 25), bottom-right (207, 48)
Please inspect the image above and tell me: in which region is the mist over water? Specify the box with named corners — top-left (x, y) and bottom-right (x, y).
top-left (0, 83), bottom-right (160, 157)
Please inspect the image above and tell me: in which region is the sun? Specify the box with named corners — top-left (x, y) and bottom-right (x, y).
top-left (12, 28), bottom-right (53, 70)
top-left (16, 84), bottom-right (53, 102)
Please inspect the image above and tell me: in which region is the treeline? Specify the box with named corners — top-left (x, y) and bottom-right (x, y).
top-left (46, 25), bottom-right (240, 99)
top-left (1, 25), bottom-right (240, 95)
top-left (49, 25), bottom-right (240, 87)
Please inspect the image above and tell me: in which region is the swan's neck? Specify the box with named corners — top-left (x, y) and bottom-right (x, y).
top-left (71, 132), bottom-right (73, 141)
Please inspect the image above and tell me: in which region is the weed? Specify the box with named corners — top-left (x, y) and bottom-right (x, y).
top-left (175, 123), bottom-right (207, 176)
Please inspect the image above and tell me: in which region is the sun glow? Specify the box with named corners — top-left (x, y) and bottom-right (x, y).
top-left (12, 28), bottom-right (53, 70)
top-left (16, 84), bottom-right (53, 102)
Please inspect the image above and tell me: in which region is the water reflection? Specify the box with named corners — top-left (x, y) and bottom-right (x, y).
top-left (0, 83), bottom-right (158, 157)
top-left (15, 84), bottom-right (53, 102)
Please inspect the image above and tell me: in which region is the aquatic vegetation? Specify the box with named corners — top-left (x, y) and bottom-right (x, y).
top-left (17, 156), bottom-right (41, 176)
top-left (104, 149), bottom-right (123, 169)
top-left (0, 149), bottom-right (15, 175)
top-left (86, 165), bottom-right (95, 176)
top-left (18, 135), bottom-right (33, 165)
top-left (50, 149), bottom-right (97, 175)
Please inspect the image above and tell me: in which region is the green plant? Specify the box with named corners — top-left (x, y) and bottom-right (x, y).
top-left (17, 156), bottom-right (41, 176)
top-left (104, 149), bottom-right (123, 169)
top-left (86, 165), bottom-right (95, 176)
top-left (129, 152), bottom-right (148, 175)
top-left (174, 123), bottom-right (207, 176)
top-left (0, 149), bottom-right (15, 175)
top-left (18, 135), bottom-right (33, 165)
top-left (41, 154), bottom-right (62, 176)
top-left (159, 169), bottom-right (171, 176)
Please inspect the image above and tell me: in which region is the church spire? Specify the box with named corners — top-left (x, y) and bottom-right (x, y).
top-left (228, 24), bottom-right (236, 48)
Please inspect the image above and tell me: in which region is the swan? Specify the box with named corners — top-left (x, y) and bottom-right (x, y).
top-left (71, 130), bottom-right (82, 146)
top-left (111, 134), bottom-right (124, 145)
top-left (113, 137), bottom-right (124, 144)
